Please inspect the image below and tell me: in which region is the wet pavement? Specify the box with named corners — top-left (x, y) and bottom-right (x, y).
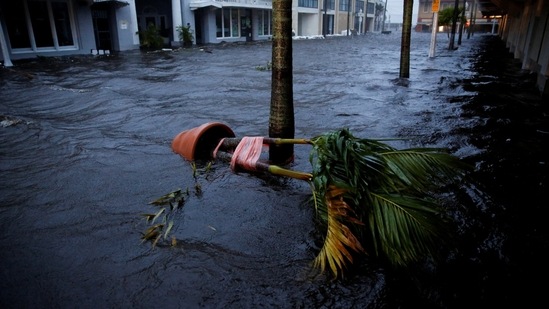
top-left (1, 32), bottom-right (548, 308)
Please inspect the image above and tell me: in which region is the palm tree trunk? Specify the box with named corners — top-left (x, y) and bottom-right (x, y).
top-left (457, 0), bottom-right (466, 45)
top-left (269, 0), bottom-right (295, 164)
top-left (399, 0), bottom-right (414, 78)
top-left (448, 0), bottom-right (460, 49)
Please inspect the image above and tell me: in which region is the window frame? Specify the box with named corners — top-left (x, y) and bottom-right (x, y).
top-left (258, 10), bottom-right (272, 36)
top-left (339, 0), bottom-right (350, 11)
top-left (6, 0), bottom-right (78, 54)
top-left (216, 8), bottom-right (242, 39)
top-left (298, 0), bottom-right (319, 9)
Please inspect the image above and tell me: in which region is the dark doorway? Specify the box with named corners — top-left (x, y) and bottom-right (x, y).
top-left (91, 9), bottom-right (112, 51)
top-left (240, 9), bottom-right (252, 41)
top-left (195, 11), bottom-right (203, 45)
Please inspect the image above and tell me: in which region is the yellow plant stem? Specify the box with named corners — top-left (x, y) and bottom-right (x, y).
top-left (256, 162), bottom-right (312, 181)
top-left (215, 151), bottom-right (312, 181)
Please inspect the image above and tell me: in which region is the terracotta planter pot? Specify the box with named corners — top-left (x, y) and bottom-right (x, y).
top-left (171, 122), bottom-right (235, 161)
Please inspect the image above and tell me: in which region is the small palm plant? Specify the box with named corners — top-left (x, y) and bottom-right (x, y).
top-left (137, 23), bottom-right (164, 49)
top-left (176, 24), bottom-right (194, 47)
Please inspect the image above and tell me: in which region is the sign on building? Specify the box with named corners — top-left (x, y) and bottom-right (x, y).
top-left (432, 0), bottom-right (440, 12)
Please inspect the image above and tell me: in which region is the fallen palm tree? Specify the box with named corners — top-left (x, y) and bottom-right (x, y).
top-left (144, 122), bottom-right (471, 277)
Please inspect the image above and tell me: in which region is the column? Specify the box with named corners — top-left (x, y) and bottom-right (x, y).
top-left (172, 0), bottom-right (183, 46)
top-left (0, 22), bottom-right (13, 67)
top-left (129, 0), bottom-right (140, 46)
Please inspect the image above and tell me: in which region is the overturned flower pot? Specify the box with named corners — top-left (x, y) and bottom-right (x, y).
top-left (171, 122), bottom-right (235, 161)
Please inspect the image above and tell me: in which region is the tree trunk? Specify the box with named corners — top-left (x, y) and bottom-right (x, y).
top-left (457, 0), bottom-right (466, 45)
top-left (399, 0), bottom-right (414, 78)
top-left (448, 0), bottom-right (460, 49)
top-left (269, 0), bottom-right (295, 164)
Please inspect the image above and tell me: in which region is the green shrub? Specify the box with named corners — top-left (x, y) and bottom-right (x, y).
top-left (137, 23), bottom-right (164, 49)
top-left (176, 25), bottom-right (194, 47)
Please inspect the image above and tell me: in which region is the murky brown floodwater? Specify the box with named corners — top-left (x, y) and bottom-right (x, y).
top-left (1, 32), bottom-right (547, 308)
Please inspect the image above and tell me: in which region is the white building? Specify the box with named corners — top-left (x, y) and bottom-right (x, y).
top-left (1, 0), bottom-right (386, 64)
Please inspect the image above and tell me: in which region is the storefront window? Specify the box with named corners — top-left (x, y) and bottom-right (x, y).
top-left (52, 2), bottom-right (74, 46)
top-left (4, 1), bottom-right (31, 49)
top-left (29, 1), bottom-right (54, 47)
top-left (231, 9), bottom-right (239, 37)
top-left (216, 10), bottom-right (223, 37)
top-left (258, 10), bottom-right (272, 36)
top-left (216, 8), bottom-right (241, 38)
top-left (3, 0), bottom-right (76, 51)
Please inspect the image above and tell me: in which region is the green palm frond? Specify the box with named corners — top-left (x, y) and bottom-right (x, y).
top-left (309, 128), bottom-right (470, 277)
top-left (381, 149), bottom-right (471, 193)
top-left (368, 193), bottom-right (450, 266)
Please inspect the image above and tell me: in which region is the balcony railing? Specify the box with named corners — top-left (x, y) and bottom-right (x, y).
top-left (93, 0), bottom-right (129, 3)
top-left (190, 0), bottom-right (273, 9)
top-left (216, 0), bottom-right (272, 5)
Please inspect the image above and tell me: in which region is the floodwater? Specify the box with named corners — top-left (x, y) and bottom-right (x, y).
top-left (1, 32), bottom-right (547, 308)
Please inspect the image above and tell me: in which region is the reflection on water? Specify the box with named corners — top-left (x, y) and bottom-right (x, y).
top-left (1, 32), bottom-right (547, 308)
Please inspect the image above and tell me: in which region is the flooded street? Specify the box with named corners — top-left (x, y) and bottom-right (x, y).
top-left (1, 32), bottom-right (548, 308)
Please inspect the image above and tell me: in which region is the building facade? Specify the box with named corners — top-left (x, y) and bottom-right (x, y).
top-left (0, 0), bottom-right (139, 64)
top-left (415, 0), bottom-right (500, 33)
top-left (1, 0), bottom-right (389, 64)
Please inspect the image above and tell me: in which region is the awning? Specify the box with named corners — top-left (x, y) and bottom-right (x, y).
top-left (190, 1), bottom-right (222, 11)
top-left (91, 0), bottom-right (129, 9)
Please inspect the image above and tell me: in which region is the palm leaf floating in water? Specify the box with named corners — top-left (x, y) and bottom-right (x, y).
top-left (309, 129), bottom-right (471, 277)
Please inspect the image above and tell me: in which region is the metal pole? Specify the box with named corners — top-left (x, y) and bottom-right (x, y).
top-left (383, 0), bottom-right (388, 32)
top-left (347, 0), bottom-right (351, 36)
top-left (429, 12), bottom-right (439, 58)
top-left (467, 0), bottom-right (475, 39)
top-left (323, 0), bottom-right (328, 37)
top-left (359, 9), bottom-right (363, 34)
top-left (0, 21), bottom-right (13, 67)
